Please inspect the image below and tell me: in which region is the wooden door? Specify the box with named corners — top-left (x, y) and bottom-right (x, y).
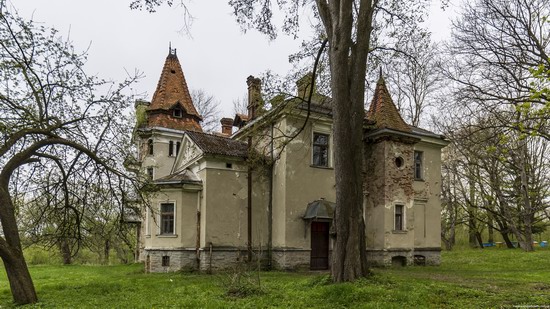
top-left (310, 222), bottom-right (329, 270)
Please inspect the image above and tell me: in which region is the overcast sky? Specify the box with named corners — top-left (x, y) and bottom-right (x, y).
top-left (14, 1), bottom-right (456, 120)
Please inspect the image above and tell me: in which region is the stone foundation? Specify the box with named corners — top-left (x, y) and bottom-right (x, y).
top-left (145, 246), bottom-right (439, 272)
top-left (271, 248), bottom-right (312, 270)
top-left (144, 248), bottom-right (197, 273)
top-left (367, 247), bottom-right (441, 267)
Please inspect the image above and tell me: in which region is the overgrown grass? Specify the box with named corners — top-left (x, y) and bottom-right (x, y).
top-left (1, 248), bottom-right (549, 308)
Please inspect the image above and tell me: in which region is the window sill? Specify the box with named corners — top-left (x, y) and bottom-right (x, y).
top-left (145, 235), bottom-right (151, 238)
top-left (392, 230), bottom-right (408, 234)
top-left (156, 234), bottom-right (178, 238)
top-left (310, 165), bottom-right (334, 170)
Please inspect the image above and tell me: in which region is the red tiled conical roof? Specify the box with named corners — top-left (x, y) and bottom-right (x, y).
top-left (366, 75), bottom-right (411, 132)
top-left (146, 49), bottom-right (202, 132)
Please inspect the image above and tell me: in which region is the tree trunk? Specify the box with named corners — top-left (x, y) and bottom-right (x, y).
top-left (315, 0), bottom-right (373, 283)
top-left (104, 239), bottom-right (110, 265)
top-left (501, 232), bottom-right (515, 248)
top-left (0, 185), bottom-right (38, 304)
top-left (3, 256), bottom-right (38, 305)
top-left (487, 215), bottom-right (494, 243)
top-left (59, 238), bottom-right (72, 265)
top-left (329, 36), bottom-right (369, 282)
top-left (518, 142), bottom-right (534, 252)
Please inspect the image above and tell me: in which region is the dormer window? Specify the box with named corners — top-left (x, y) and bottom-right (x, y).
top-left (173, 108), bottom-right (183, 118)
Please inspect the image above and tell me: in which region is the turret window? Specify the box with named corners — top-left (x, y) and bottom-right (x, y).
top-left (169, 141), bottom-right (174, 156)
top-left (148, 139), bottom-right (154, 155)
top-left (173, 108), bottom-right (183, 118)
top-left (394, 204), bottom-right (405, 231)
top-left (414, 151), bottom-right (423, 180)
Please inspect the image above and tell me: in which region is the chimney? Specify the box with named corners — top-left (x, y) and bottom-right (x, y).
top-left (220, 117), bottom-right (233, 136)
top-left (296, 72), bottom-right (315, 99)
top-left (247, 75), bottom-right (262, 120)
top-left (134, 100), bottom-right (150, 128)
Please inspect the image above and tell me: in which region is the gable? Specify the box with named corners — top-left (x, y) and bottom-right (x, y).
top-left (173, 133), bottom-right (203, 171)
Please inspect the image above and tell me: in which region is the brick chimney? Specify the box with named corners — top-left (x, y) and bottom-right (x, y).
top-left (247, 76), bottom-right (262, 120)
top-left (220, 117), bottom-right (233, 136)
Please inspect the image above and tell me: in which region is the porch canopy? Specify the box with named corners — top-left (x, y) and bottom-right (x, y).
top-left (303, 199), bottom-right (336, 221)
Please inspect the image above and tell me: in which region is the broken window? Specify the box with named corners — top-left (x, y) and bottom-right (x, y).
top-left (312, 133), bottom-right (329, 167)
top-left (395, 204), bottom-right (404, 231)
top-left (414, 151), bottom-right (423, 180)
top-left (160, 203), bottom-right (175, 235)
top-left (162, 255), bottom-right (170, 267)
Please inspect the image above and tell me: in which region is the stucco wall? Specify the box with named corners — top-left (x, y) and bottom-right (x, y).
top-left (413, 141), bottom-right (444, 249)
top-left (273, 116), bottom-right (336, 250)
top-left (200, 159), bottom-right (269, 249)
top-left (139, 129), bottom-right (185, 180)
top-left (143, 188), bottom-right (199, 250)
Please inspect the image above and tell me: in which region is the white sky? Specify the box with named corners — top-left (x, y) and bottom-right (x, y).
top-left (14, 0), bottom-right (456, 119)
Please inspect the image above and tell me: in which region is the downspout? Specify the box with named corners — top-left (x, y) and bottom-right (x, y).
top-left (247, 136), bottom-right (253, 262)
top-left (195, 190), bottom-right (202, 269)
top-left (267, 123), bottom-right (274, 269)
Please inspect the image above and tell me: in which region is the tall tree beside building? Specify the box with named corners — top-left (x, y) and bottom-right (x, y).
top-left (0, 4), bottom-right (141, 304)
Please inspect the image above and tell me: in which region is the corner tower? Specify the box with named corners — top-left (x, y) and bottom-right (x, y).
top-left (364, 73), bottom-right (419, 266)
top-left (146, 47), bottom-right (203, 132)
top-left (135, 47), bottom-right (203, 181)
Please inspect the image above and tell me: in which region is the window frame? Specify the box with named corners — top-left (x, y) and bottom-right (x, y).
top-left (161, 255), bottom-right (170, 267)
top-left (394, 204), bottom-right (405, 231)
top-left (172, 108), bottom-right (183, 118)
top-left (159, 202), bottom-right (176, 236)
top-left (169, 141), bottom-right (174, 157)
top-left (312, 132), bottom-right (330, 168)
top-left (414, 150), bottom-right (424, 180)
top-left (148, 139), bottom-right (154, 155)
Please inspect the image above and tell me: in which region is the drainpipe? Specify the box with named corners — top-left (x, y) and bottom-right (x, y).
top-left (247, 136), bottom-right (253, 262)
top-left (267, 123), bottom-right (274, 269)
top-left (195, 190), bottom-right (202, 269)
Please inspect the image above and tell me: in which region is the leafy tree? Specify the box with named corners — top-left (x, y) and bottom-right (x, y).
top-left (444, 0), bottom-right (549, 140)
top-left (0, 3), bottom-right (142, 304)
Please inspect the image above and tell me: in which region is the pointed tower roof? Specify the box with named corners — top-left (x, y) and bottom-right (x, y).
top-left (145, 47), bottom-right (202, 132)
top-left (149, 48), bottom-right (201, 118)
top-left (367, 74), bottom-right (411, 132)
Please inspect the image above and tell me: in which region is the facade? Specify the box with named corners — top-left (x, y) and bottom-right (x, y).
top-left (134, 49), bottom-right (448, 273)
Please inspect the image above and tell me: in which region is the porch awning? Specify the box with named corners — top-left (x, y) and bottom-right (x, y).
top-left (303, 199), bottom-right (336, 220)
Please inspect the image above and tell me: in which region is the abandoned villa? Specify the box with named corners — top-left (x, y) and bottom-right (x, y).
top-left (133, 48), bottom-right (449, 272)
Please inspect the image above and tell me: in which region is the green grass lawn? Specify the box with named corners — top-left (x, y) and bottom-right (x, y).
top-left (1, 248), bottom-right (549, 308)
